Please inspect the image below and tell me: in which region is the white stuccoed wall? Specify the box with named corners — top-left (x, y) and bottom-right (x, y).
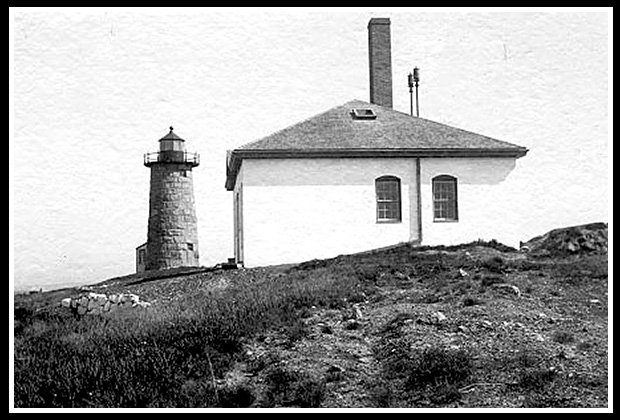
top-left (419, 157), bottom-right (522, 248)
top-left (234, 156), bottom-right (522, 267)
top-left (236, 158), bottom-right (418, 267)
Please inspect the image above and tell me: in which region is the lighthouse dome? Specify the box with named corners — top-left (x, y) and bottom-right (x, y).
top-left (159, 126), bottom-right (185, 152)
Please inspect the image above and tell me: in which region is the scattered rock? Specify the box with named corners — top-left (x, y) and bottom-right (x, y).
top-left (432, 311), bottom-right (447, 323)
top-left (353, 304), bottom-right (364, 320)
top-left (416, 311), bottom-right (448, 326)
top-left (459, 268), bottom-right (469, 277)
top-left (326, 364), bottom-right (344, 374)
top-left (481, 320), bottom-right (493, 329)
top-left (557, 348), bottom-right (576, 360)
top-left (344, 319), bottom-right (361, 331)
top-left (87, 299), bottom-right (98, 311)
top-left (318, 323), bottom-right (333, 334)
top-left (457, 325), bottom-right (469, 334)
top-left (492, 283), bottom-right (521, 298)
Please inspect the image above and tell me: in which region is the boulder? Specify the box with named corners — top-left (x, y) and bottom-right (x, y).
top-left (87, 298), bottom-right (99, 311)
top-left (522, 222), bottom-right (608, 256)
top-left (60, 298), bottom-right (72, 308)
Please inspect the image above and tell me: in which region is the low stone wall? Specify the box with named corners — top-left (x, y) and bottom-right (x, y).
top-left (60, 292), bottom-right (151, 316)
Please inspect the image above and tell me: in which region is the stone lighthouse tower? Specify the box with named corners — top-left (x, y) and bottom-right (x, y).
top-left (142, 127), bottom-right (200, 271)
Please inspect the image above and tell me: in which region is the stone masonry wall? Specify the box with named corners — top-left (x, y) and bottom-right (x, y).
top-left (60, 292), bottom-right (150, 316)
top-left (146, 163), bottom-right (200, 271)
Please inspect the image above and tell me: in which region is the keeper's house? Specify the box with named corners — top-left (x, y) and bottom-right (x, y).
top-left (225, 18), bottom-right (528, 267)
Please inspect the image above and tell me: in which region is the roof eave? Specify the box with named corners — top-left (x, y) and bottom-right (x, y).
top-left (225, 147), bottom-right (528, 190)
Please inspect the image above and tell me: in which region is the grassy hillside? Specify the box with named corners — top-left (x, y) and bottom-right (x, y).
top-left (13, 240), bottom-right (608, 408)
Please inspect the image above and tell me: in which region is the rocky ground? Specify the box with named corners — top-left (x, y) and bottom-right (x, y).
top-left (14, 223), bottom-right (609, 408)
top-left (215, 248), bottom-right (608, 408)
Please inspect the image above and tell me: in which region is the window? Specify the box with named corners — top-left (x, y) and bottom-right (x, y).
top-left (376, 176), bottom-right (401, 223)
top-left (138, 249), bottom-right (146, 265)
top-left (351, 108), bottom-right (377, 120)
top-left (433, 175), bottom-right (458, 222)
top-left (187, 243), bottom-right (194, 251)
top-left (180, 170), bottom-right (188, 177)
top-left (160, 139), bottom-right (183, 151)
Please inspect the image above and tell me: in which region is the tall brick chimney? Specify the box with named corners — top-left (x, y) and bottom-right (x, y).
top-left (368, 17), bottom-right (393, 108)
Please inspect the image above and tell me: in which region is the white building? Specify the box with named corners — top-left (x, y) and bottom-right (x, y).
top-left (225, 18), bottom-right (528, 267)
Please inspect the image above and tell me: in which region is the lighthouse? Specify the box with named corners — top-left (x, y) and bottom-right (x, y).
top-left (138, 127), bottom-right (200, 272)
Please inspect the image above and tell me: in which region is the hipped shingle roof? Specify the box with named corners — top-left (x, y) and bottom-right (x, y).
top-left (225, 99), bottom-right (528, 190)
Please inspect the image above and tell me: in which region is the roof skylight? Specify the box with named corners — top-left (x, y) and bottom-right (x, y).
top-left (351, 108), bottom-right (377, 120)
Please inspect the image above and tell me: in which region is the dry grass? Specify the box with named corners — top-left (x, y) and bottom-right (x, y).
top-left (13, 241), bottom-right (608, 408)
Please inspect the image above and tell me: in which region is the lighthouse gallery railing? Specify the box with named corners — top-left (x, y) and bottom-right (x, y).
top-left (143, 151), bottom-right (200, 167)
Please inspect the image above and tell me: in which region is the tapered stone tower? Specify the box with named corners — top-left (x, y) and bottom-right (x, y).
top-left (143, 127), bottom-right (200, 271)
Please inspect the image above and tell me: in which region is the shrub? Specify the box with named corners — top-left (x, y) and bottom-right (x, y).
top-left (15, 264), bottom-right (376, 407)
top-left (418, 293), bottom-right (441, 304)
top-left (218, 384), bottom-right (255, 408)
top-left (344, 319), bottom-right (361, 331)
top-left (355, 266), bottom-right (382, 283)
top-left (405, 347), bottom-right (473, 389)
top-left (369, 379), bottom-right (394, 408)
top-left (284, 319), bottom-right (308, 344)
top-left (518, 368), bottom-right (557, 391)
top-left (552, 330), bottom-right (575, 344)
top-left (480, 274), bottom-right (504, 288)
top-left (430, 383), bottom-right (462, 405)
top-left (462, 296), bottom-right (483, 307)
top-left (481, 256), bottom-right (505, 273)
top-left (262, 367), bottom-right (325, 408)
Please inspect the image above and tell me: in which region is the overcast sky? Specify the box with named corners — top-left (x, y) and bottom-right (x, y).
top-left (11, 8), bottom-right (610, 291)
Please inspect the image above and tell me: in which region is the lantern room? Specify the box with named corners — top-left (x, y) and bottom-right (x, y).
top-left (144, 126), bottom-right (200, 167)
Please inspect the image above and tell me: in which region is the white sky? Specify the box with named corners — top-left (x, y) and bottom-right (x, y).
top-left (10, 8), bottom-right (610, 291)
